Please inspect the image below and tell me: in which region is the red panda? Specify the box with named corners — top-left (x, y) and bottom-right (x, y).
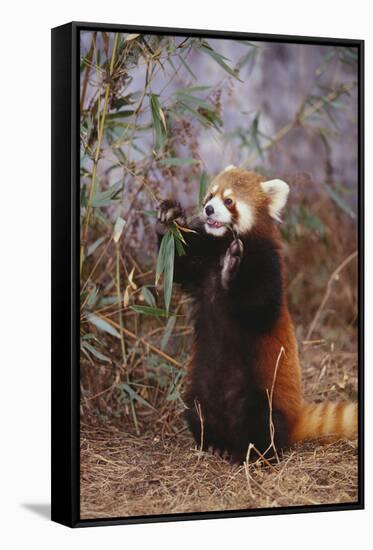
top-left (156, 166), bottom-right (358, 464)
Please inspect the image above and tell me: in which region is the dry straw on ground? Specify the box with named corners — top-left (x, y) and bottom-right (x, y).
top-left (80, 344), bottom-right (358, 519)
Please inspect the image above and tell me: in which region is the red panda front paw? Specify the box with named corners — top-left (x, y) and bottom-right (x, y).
top-left (221, 238), bottom-right (244, 289)
top-left (157, 200), bottom-right (186, 226)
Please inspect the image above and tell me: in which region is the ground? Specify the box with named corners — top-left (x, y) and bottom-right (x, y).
top-left (80, 343), bottom-right (359, 520)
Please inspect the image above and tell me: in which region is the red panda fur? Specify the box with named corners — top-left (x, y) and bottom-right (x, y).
top-left (157, 168), bottom-right (358, 462)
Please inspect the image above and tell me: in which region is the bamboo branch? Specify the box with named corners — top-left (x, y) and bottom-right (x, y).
top-left (94, 313), bottom-right (185, 369)
top-left (80, 32), bottom-right (97, 112)
top-left (80, 32), bottom-right (119, 274)
top-left (240, 81), bottom-right (357, 168)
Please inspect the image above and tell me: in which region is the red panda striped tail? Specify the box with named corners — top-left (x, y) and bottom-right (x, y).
top-left (289, 401), bottom-right (358, 445)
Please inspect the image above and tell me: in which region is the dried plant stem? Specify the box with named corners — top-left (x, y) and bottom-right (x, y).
top-left (306, 250), bottom-right (358, 340)
top-left (95, 314), bottom-right (184, 369)
top-left (115, 244), bottom-right (127, 367)
top-left (244, 444), bottom-right (278, 501)
top-left (80, 32), bottom-right (119, 274)
top-left (264, 346), bottom-right (285, 463)
top-left (80, 32), bottom-right (97, 112)
top-left (195, 399), bottom-right (204, 453)
top-left (80, 237), bottom-right (113, 295)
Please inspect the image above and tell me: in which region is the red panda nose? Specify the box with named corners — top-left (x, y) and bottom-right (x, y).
top-left (205, 205), bottom-right (214, 216)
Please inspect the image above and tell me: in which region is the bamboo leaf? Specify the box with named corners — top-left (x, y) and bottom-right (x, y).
top-left (325, 186), bottom-right (356, 219)
top-left (87, 236), bottom-right (106, 257)
top-left (166, 370), bottom-right (184, 401)
top-left (87, 313), bottom-right (121, 338)
top-left (149, 94), bottom-right (167, 150)
top-left (81, 341), bottom-right (112, 363)
top-left (170, 224), bottom-right (186, 256)
top-left (251, 112), bottom-right (263, 158)
top-left (161, 315), bottom-right (177, 350)
top-left (111, 93), bottom-right (141, 110)
top-left (86, 286), bottom-right (99, 308)
top-left (161, 157), bottom-right (199, 166)
top-left (198, 43), bottom-right (242, 82)
top-left (175, 91), bottom-right (213, 110)
top-left (127, 266), bottom-right (137, 290)
top-left (180, 101), bottom-right (221, 131)
top-left (120, 383), bottom-right (155, 409)
top-left (156, 230), bottom-right (173, 284)
top-left (163, 232), bottom-right (175, 313)
top-left (97, 296), bottom-right (121, 307)
top-left (106, 110), bottom-right (135, 120)
top-left (92, 180), bottom-right (123, 207)
top-left (174, 234), bottom-right (186, 257)
top-left (141, 286), bottom-right (156, 307)
top-left (113, 216), bottom-right (126, 243)
top-left (198, 171), bottom-right (209, 207)
top-left (176, 85), bottom-right (211, 94)
top-left (130, 305), bottom-right (168, 317)
top-left (126, 33), bottom-right (140, 41)
top-left (177, 54), bottom-right (197, 79)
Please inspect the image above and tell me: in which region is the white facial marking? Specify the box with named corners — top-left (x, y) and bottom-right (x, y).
top-left (223, 164), bottom-right (236, 172)
top-left (260, 178), bottom-right (289, 222)
top-left (234, 201), bottom-right (255, 234)
top-left (203, 195), bottom-right (231, 236)
top-left (223, 188), bottom-right (233, 197)
top-left (205, 224), bottom-right (227, 237)
top-left (211, 184), bottom-right (219, 193)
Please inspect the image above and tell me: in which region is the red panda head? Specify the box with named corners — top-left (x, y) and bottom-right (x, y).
top-left (202, 166), bottom-right (289, 237)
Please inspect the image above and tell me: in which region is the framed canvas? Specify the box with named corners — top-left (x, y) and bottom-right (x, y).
top-left (51, 21), bottom-right (364, 527)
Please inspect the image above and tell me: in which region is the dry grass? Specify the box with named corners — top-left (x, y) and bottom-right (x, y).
top-left (80, 344), bottom-right (358, 520)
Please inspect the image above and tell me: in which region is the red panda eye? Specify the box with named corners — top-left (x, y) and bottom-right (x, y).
top-left (224, 198), bottom-right (233, 207)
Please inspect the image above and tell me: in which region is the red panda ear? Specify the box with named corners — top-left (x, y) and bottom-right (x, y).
top-left (260, 179), bottom-right (289, 222)
top-left (223, 164), bottom-right (236, 172)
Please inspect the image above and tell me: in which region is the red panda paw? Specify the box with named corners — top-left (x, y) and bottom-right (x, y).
top-left (157, 200), bottom-right (186, 226)
top-left (221, 238), bottom-right (244, 289)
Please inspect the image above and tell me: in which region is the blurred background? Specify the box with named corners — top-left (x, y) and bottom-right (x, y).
top-left (79, 31), bottom-right (358, 434)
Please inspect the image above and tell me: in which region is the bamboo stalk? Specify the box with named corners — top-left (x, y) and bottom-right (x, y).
top-left (80, 32), bottom-right (119, 274)
top-left (80, 32), bottom-right (97, 112)
top-left (115, 244), bottom-right (127, 366)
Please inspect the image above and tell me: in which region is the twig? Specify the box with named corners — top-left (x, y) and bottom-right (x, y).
top-left (244, 444), bottom-right (277, 501)
top-left (92, 314), bottom-right (185, 369)
top-left (80, 33), bottom-right (119, 274)
top-left (244, 444), bottom-right (255, 499)
top-left (80, 32), bottom-right (97, 112)
top-left (190, 399), bottom-right (205, 473)
top-left (195, 399), bottom-right (204, 454)
top-left (240, 81), bottom-right (356, 168)
top-left (115, 243), bottom-right (127, 367)
top-left (264, 346), bottom-right (285, 463)
top-left (80, 236), bottom-right (112, 294)
top-left (246, 442), bottom-right (278, 472)
top-left (306, 251), bottom-right (358, 340)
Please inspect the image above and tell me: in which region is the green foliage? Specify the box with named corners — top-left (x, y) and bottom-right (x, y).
top-left (198, 171), bottom-right (209, 207)
top-left (79, 32), bottom-right (358, 433)
top-left (86, 313), bottom-right (121, 339)
top-left (130, 305), bottom-right (168, 317)
top-left (149, 93), bottom-right (167, 151)
top-left (156, 230), bottom-right (175, 313)
top-left (196, 40), bottom-right (242, 81)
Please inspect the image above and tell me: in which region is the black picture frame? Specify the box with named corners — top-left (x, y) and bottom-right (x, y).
top-left (51, 21), bottom-right (364, 528)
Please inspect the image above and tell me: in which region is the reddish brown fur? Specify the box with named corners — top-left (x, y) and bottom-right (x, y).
top-left (204, 168), bottom-right (357, 447)
top-left (165, 167), bottom-right (357, 459)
